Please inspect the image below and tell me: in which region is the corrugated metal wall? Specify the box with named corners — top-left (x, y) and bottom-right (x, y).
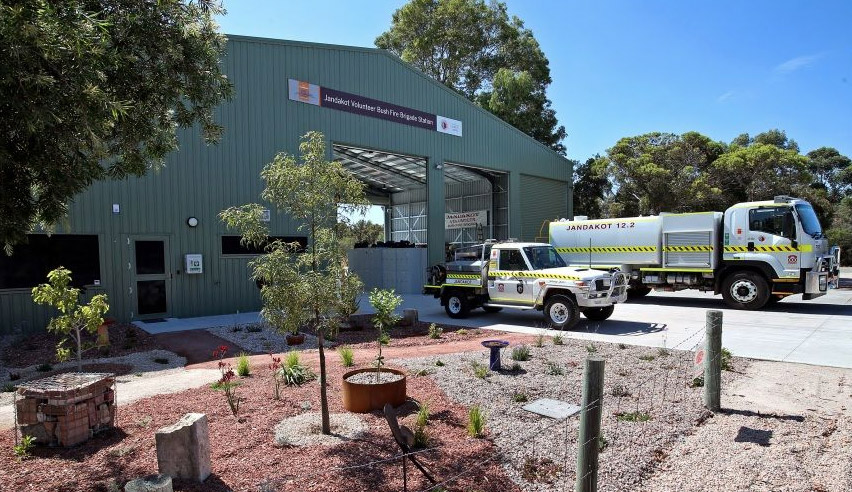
top-left (0, 36), bottom-right (571, 334)
top-left (520, 174), bottom-right (571, 242)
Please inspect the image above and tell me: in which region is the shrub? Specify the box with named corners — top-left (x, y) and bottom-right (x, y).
top-left (2, 383), bottom-right (15, 393)
top-left (230, 325), bottom-right (243, 333)
top-left (456, 329), bottom-right (468, 336)
top-left (13, 435), bottom-right (36, 460)
top-left (435, 359), bottom-right (445, 367)
top-left (279, 351), bottom-right (315, 386)
top-left (657, 347), bottom-right (670, 357)
top-left (552, 334), bottom-right (564, 345)
top-left (36, 363), bottom-right (52, 372)
top-left (510, 362), bottom-right (521, 371)
top-left (153, 357), bottom-right (169, 365)
top-left (338, 346), bottom-right (354, 367)
top-left (521, 456), bottom-right (562, 484)
top-left (534, 331), bottom-right (545, 348)
top-left (690, 376), bottom-right (705, 388)
top-left (617, 411), bottom-right (651, 422)
top-left (512, 392), bottom-right (528, 403)
top-left (236, 352), bottom-right (251, 377)
top-left (599, 435), bottom-right (609, 452)
top-left (245, 323), bottom-right (263, 333)
top-left (511, 345), bottom-right (531, 361)
top-left (545, 361), bottom-right (564, 376)
top-left (721, 348), bottom-right (733, 371)
top-left (471, 361), bottom-right (488, 379)
top-left (413, 402), bottom-right (429, 447)
top-left (585, 343), bottom-right (597, 354)
top-left (610, 384), bottom-right (631, 397)
top-left (639, 354), bottom-right (655, 361)
top-left (467, 405), bottom-right (485, 437)
top-left (617, 343), bottom-right (628, 350)
top-left (427, 323), bottom-right (443, 339)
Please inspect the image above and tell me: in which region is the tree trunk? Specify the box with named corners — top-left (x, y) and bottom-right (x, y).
top-left (318, 312), bottom-right (331, 435)
top-left (76, 327), bottom-right (82, 372)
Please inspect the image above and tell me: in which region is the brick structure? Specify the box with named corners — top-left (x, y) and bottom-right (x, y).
top-left (15, 372), bottom-right (116, 447)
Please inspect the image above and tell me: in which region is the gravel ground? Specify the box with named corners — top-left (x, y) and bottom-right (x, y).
top-left (207, 323), bottom-right (321, 353)
top-left (345, 371), bottom-right (404, 384)
top-left (641, 360), bottom-right (852, 492)
top-left (273, 412), bottom-right (369, 447)
top-left (399, 338), bottom-right (738, 492)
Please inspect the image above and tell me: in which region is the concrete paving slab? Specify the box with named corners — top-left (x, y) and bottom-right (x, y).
top-left (133, 311), bottom-right (263, 334)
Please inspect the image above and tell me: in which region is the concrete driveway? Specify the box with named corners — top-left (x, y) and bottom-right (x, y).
top-left (386, 288), bottom-right (852, 369)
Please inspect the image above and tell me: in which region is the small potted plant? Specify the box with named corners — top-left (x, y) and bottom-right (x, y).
top-left (341, 288), bottom-right (407, 413)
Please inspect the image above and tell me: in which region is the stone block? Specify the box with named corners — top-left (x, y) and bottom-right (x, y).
top-left (124, 474), bottom-right (173, 492)
top-left (155, 413), bottom-right (210, 482)
top-left (402, 308), bottom-right (419, 326)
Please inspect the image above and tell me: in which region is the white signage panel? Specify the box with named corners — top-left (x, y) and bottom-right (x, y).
top-left (445, 210), bottom-right (487, 229)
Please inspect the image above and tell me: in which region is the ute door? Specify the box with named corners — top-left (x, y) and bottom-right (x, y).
top-left (490, 248), bottom-right (535, 305)
top-left (746, 206), bottom-right (799, 278)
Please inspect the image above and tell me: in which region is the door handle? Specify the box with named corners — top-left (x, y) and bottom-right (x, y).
top-left (747, 242), bottom-right (755, 251)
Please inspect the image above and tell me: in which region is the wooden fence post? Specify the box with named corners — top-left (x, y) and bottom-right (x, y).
top-left (575, 356), bottom-right (605, 492)
top-left (704, 310), bottom-right (722, 412)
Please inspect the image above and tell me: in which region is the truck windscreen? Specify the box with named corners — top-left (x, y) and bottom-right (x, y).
top-left (524, 246), bottom-right (567, 269)
top-left (795, 204), bottom-right (823, 238)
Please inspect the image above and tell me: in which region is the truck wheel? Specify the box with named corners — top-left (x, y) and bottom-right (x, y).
top-left (721, 272), bottom-right (769, 310)
top-left (482, 306), bottom-right (503, 313)
top-left (582, 305), bottom-right (615, 321)
top-left (444, 293), bottom-right (470, 319)
top-left (544, 294), bottom-right (580, 330)
top-left (628, 285), bottom-right (652, 298)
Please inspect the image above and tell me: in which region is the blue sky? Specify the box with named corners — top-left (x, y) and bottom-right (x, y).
top-left (217, 1), bottom-right (852, 164)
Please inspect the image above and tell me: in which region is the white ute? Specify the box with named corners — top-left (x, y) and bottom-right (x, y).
top-left (423, 241), bottom-right (627, 330)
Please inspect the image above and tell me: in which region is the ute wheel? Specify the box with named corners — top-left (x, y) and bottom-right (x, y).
top-left (721, 272), bottom-right (769, 310)
top-left (444, 293), bottom-right (470, 319)
top-left (544, 294), bottom-right (580, 330)
top-left (582, 305), bottom-right (615, 321)
top-left (628, 284), bottom-right (652, 299)
top-left (482, 306), bottom-right (503, 313)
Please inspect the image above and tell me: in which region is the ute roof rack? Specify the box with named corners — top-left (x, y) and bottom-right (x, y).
top-left (774, 195), bottom-right (796, 203)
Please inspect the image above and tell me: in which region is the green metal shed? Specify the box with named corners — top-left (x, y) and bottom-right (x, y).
top-left (0, 35), bottom-right (572, 334)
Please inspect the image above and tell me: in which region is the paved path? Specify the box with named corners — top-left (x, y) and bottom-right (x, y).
top-left (382, 289), bottom-right (852, 369)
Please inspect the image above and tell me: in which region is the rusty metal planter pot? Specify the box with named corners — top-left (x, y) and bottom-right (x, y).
top-left (341, 368), bottom-right (407, 413)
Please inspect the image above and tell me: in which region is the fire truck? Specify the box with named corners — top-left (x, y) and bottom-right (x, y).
top-left (549, 196), bottom-right (840, 310)
top-left (423, 241), bottom-right (627, 329)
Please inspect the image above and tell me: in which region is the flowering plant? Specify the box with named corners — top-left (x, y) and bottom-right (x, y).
top-left (269, 354), bottom-right (283, 400)
top-left (216, 364), bottom-right (241, 417)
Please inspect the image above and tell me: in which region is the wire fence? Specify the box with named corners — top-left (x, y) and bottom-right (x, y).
top-left (268, 319), bottom-right (724, 492)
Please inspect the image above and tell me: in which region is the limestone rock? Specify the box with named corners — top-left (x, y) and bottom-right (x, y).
top-left (155, 413), bottom-right (210, 482)
top-left (124, 474), bottom-right (173, 492)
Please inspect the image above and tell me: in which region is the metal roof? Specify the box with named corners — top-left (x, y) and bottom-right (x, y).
top-left (333, 145), bottom-right (506, 193)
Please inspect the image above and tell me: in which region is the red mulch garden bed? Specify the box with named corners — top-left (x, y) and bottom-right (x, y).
top-left (0, 357), bottom-right (521, 492)
top-left (315, 315), bottom-right (495, 349)
top-left (2, 324), bottom-right (164, 369)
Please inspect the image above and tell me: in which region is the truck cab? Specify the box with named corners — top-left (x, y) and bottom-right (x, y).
top-left (721, 196), bottom-right (840, 306)
top-left (424, 241), bottom-right (628, 330)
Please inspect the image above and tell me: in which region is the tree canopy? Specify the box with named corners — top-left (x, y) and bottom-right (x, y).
top-left (1, 0), bottom-right (233, 248)
top-left (376, 0), bottom-right (566, 153)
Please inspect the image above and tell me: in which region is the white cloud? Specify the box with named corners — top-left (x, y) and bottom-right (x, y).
top-left (774, 54), bottom-right (823, 74)
top-left (717, 90), bottom-right (735, 103)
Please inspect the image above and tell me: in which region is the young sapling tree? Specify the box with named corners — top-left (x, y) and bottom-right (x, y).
top-left (32, 267), bottom-right (109, 372)
top-left (220, 131), bottom-right (367, 435)
top-left (368, 288), bottom-right (402, 383)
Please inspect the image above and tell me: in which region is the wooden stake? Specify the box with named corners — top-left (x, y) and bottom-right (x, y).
top-left (704, 310), bottom-right (722, 412)
top-left (576, 356), bottom-right (605, 492)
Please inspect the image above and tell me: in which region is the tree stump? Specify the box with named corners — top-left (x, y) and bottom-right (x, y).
top-left (402, 308), bottom-right (419, 327)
